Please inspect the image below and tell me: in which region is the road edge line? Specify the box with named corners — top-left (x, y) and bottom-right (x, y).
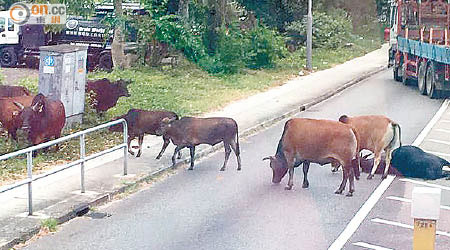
top-left (328, 98), bottom-right (449, 250)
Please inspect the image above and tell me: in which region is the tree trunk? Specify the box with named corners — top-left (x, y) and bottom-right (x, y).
top-left (111, 0), bottom-right (127, 69)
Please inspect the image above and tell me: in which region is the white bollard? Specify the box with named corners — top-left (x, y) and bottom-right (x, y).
top-left (411, 187), bottom-right (441, 250)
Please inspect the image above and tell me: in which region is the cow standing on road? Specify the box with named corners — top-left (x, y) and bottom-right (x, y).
top-left (338, 115), bottom-right (401, 179)
top-left (109, 109), bottom-right (181, 159)
top-left (14, 94), bottom-right (65, 155)
top-left (0, 96), bottom-right (33, 140)
top-left (263, 118), bottom-right (359, 197)
top-left (156, 117), bottom-right (242, 171)
top-left (86, 78), bottom-right (131, 114)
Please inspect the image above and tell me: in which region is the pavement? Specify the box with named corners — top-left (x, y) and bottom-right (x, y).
top-left (0, 43), bottom-right (431, 249)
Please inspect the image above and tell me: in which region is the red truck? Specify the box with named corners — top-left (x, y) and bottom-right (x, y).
top-left (388, 0), bottom-right (450, 98)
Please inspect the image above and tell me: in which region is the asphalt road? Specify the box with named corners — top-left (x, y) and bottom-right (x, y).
top-left (23, 70), bottom-right (443, 250)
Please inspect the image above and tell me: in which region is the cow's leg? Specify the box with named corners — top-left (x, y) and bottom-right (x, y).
top-left (302, 161), bottom-right (310, 188)
top-left (331, 162), bottom-right (340, 172)
top-left (346, 166), bottom-right (355, 197)
top-left (230, 139), bottom-right (241, 171)
top-left (156, 137), bottom-right (170, 159)
top-left (172, 145), bottom-right (183, 167)
top-left (187, 146), bottom-right (196, 170)
top-left (368, 152), bottom-right (381, 180)
top-left (382, 148), bottom-right (394, 179)
top-left (220, 142), bottom-right (232, 171)
top-left (136, 135), bottom-right (144, 157)
top-left (335, 167), bottom-right (348, 194)
top-left (127, 136), bottom-right (135, 155)
top-left (177, 149), bottom-right (182, 159)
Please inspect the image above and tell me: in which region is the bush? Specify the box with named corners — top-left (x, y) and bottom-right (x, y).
top-left (244, 26), bottom-right (286, 69)
top-left (286, 10), bottom-right (352, 49)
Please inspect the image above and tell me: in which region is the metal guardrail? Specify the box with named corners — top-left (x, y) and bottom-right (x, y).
top-left (0, 119), bottom-right (128, 215)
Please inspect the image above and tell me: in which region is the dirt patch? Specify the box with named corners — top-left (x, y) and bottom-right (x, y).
top-left (0, 67), bottom-right (39, 85)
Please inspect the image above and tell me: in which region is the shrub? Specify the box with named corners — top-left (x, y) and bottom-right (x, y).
top-left (286, 10), bottom-right (352, 49)
top-left (244, 26), bottom-right (286, 69)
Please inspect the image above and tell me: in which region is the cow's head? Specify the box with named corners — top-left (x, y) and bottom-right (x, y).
top-left (113, 79), bottom-right (131, 97)
top-left (13, 94), bottom-right (45, 132)
top-left (155, 117), bottom-right (177, 136)
top-left (263, 156), bottom-right (288, 183)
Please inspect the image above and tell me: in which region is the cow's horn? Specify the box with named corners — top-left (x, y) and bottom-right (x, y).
top-left (13, 101), bottom-right (24, 110)
top-left (262, 156), bottom-right (273, 161)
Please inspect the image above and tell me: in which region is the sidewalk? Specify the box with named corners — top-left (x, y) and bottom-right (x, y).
top-left (0, 44), bottom-right (389, 249)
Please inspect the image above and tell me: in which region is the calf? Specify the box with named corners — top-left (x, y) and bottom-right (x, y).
top-left (0, 96), bottom-right (33, 140)
top-left (156, 117), bottom-right (241, 171)
top-left (14, 94), bottom-right (65, 155)
top-left (338, 115), bottom-right (401, 179)
top-left (263, 118), bottom-right (359, 197)
top-left (0, 85), bottom-right (31, 97)
top-left (86, 78), bottom-right (131, 113)
top-left (391, 146), bottom-right (450, 180)
top-left (109, 109), bottom-right (180, 158)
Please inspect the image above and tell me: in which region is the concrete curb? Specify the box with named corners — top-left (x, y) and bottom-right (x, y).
top-left (3, 65), bottom-right (388, 250)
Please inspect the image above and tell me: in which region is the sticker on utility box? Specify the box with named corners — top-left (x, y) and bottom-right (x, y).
top-left (43, 55), bottom-right (55, 74)
top-left (43, 66), bottom-right (54, 74)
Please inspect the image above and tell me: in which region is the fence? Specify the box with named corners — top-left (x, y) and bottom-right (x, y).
top-left (0, 119), bottom-right (128, 215)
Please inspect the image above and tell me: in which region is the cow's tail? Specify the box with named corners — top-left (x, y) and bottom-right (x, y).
top-left (350, 126), bottom-right (361, 176)
top-left (235, 123), bottom-right (241, 156)
top-left (388, 122), bottom-right (402, 149)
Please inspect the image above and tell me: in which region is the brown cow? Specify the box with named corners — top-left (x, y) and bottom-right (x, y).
top-left (338, 115), bottom-right (401, 179)
top-left (14, 94), bottom-right (65, 155)
top-left (109, 109), bottom-right (180, 158)
top-left (156, 117), bottom-right (241, 171)
top-left (86, 78), bottom-right (131, 113)
top-left (0, 85), bottom-right (31, 97)
top-left (0, 96), bottom-right (33, 140)
top-left (263, 118), bottom-right (359, 197)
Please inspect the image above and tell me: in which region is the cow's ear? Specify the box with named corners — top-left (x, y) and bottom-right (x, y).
top-left (339, 115), bottom-right (349, 123)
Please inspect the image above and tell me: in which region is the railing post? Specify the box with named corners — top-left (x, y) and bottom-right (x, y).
top-left (27, 151), bottom-right (33, 216)
top-left (80, 134), bottom-right (86, 193)
top-left (123, 119), bottom-right (128, 176)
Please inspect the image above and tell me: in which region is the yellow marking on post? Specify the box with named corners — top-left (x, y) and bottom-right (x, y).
top-left (413, 219), bottom-right (436, 250)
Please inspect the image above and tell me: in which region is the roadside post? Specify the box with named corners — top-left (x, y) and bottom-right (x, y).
top-left (411, 187), bottom-right (441, 250)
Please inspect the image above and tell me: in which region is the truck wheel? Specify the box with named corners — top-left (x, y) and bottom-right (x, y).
top-left (426, 62), bottom-right (439, 99)
top-left (98, 53), bottom-right (113, 71)
top-left (0, 47), bottom-right (17, 67)
top-left (417, 61), bottom-right (427, 95)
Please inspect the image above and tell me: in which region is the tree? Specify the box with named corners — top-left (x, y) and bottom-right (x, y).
top-left (111, 0), bottom-right (127, 69)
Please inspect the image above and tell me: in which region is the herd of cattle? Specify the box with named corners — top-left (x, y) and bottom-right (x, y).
top-left (1, 80), bottom-right (449, 196)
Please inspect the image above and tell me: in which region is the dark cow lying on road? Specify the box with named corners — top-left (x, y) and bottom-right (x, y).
top-left (156, 117), bottom-right (241, 171)
top-left (0, 96), bottom-right (33, 140)
top-left (109, 109), bottom-right (180, 158)
top-left (391, 146), bottom-right (450, 180)
top-left (14, 94), bottom-right (65, 155)
top-left (338, 115), bottom-right (401, 179)
top-left (0, 85), bottom-right (31, 97)
top-left (86, 78), bottom-right (131, 113)
top-left (263, 118), bottom-right (359, 197)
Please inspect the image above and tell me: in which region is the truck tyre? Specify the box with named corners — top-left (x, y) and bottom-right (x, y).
top-left (0, 47), bottom-right (17, 67)
top-left (426, 62), bottom-right (439, 99)
top-left (417, 61), bottom-right (427, 95)
top-left (98, 53), bottom-right (113, 71)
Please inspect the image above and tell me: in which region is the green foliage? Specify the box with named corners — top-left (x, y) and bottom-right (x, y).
top-left (245, 26), bottom-right (286, 69)
top-left (286, 10), bottom-right (353, 49)
top-left (41, 218), bottom-right (58, 232)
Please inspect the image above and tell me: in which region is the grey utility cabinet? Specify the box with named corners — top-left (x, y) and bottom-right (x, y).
top-left (38, 44), bottom-right (88, 126)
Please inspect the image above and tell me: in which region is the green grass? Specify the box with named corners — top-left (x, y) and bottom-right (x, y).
top-left (0, 37), bottom-right (381, 184)
top-left (40, 218), bottom-right (58, 232)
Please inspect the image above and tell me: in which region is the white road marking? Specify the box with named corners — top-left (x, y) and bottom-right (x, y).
top-left (439, 119), bottom-right (450, 123)
top-left (436, 128), bottom-right (450, 134)
top-left (386, 196), bottom-right (450, 210)
top-left (423, 149), bottom-right (450, 158)
top-left (352, 242), bottom-right (393, 250)
top-left (372, 218), bottom-right (450, 237)
top-left (328, 99), bottom-right (450, 250)
top-left (399, 178), bottom-right (450, 191)
top-left (426, 139), bottom-right (450, 146)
